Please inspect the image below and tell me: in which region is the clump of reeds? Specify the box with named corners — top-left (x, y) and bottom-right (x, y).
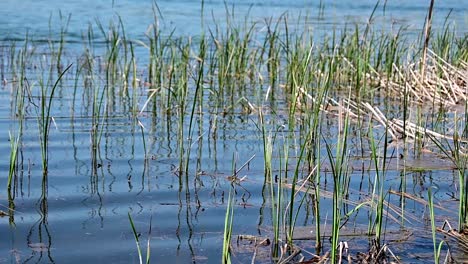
top-left (2, 2), bottom-right (467, 263)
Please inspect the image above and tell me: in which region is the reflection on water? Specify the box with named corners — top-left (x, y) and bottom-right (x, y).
top-left (0, 0), bottom-right (466, 263)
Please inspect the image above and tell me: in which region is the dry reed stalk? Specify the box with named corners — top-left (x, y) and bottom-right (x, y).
top-left (377, 53), bottom-right (467, 107)
top-left (282, 181), bottom-right (415, 224)
top-left (361, 102), bottom-right (468, 144)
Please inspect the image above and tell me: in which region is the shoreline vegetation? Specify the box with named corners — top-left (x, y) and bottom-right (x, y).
top-left (2, 1), bottom-right (468, 263)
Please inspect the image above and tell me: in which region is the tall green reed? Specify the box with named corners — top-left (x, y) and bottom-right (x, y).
top-left (324, 100), bottom-right (351, 263)
top-left (428, 187), bottom-right (445, 264)
top-left (210, 7), bottom-right (259, 114)
top-left (367, 119), bottom-right (388, 246)
top-left (7, 132), bottom-right (20, 196)
top-left (48, 12), bottom-right (71, 73)
top-left (184, 36), bottom-right (207, 176)
top-left (222, 184), bottom-right (235, 264)
top-left (259, 110), bottom-right (281, 255)
top-left (78, 24), bottom-right (107, 175)
top-left (8, 40), bottom-right (29, 195)
top-left (430, 114), bottom-right (468, 231)
top-left (7, 129), bottom-right (21, 225)
top-left (37, 64), bottom-right (72, 174)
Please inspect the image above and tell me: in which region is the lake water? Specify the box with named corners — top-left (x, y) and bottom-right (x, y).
top-left (0, 0), bottom-right (467, 41)
top-left (0, 0), bottom-right (467, 263)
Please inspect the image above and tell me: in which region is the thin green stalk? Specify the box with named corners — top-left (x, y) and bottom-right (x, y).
top-left (325, 107), bottom-right (350, 263)
top-left (38, 63), bottom-right (72, 174)
top-left (430, 114), bottom-right (468, 231)
top-left (185, 36), bottom-right (206, 175)
top-left (286, 128), bottom-right (316, 245)
top-left (222, 185), bottom-right (235, 264)
top-left (128, 213), bottom-right (152, 264)
top-left (368, 119), bottom-right (388, 246)
top-left (273, 144), bottom-right (282, 259)
top-left (428, 187), bottom-right (444, 264)
top-left (56, 12), bottom-right (71, 73)
top-left (259, 109), bottom-right (281, 256)
top-left (7, 131), bottom-right (20, 193)
top-left (91, 77), bottom-right (107, 174)
top-left (314, 139), bottom-right (322, 252)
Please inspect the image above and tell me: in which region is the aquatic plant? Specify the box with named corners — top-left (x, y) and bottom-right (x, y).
top-left (128, 213), bottom-right (152, 264)
top-left (222, 184), bottom-right (235, 264)
top-left (37, 63), bottom-right (72, 174)
top-left (367, 116), bottom-right (388, 246)
top-left (0, 2), bottom-right (467, 262)
top-left (325, 97), bottom-right (351, 264)
top-left (430, 116), bottom-right (468, 231)
top-left (48, 12), bottom-right (71, 73)
top-left (428, 187), bottom-right (445, 264)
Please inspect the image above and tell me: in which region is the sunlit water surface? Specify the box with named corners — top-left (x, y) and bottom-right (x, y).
top-left (0, 1), bottom-right (467, 263)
